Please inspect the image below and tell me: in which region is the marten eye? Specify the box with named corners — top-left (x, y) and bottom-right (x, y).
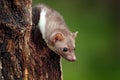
top-left (63, 47), bottom-right (68, 52)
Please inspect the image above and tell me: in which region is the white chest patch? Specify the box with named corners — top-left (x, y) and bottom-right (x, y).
top-left (38, 8), bottom-right (46, 39)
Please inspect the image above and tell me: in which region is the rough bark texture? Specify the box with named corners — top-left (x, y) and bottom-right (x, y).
top-left (0, 0), bottom-right (62, 80)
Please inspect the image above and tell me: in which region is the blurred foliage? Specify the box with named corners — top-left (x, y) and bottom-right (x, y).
top-left (33, 0), bottom-right (120, 80)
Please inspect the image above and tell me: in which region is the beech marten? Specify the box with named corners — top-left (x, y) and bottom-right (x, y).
top-left (32, 4), bottom-right (78, 62)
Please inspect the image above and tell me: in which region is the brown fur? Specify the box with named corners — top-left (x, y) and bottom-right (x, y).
top-left (32, 4), bottom-right (77, 62)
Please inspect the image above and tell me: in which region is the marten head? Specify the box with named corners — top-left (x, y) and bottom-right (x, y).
top-left (49, 31), bottom-right (78, 62)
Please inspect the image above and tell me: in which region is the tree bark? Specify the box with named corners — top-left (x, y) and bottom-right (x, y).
top-left (0, 0), bottom-right (62, 80)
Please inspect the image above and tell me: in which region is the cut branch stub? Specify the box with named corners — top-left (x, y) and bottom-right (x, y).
top-left (0, 0), bottom-right (32, 80)
top-left (0, 0), bottom-right (62, 80)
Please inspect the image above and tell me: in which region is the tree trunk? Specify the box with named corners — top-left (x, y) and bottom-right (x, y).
top-left (0, 0), bottom-right (62, 80)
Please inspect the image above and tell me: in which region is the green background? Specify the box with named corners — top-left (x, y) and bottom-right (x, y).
top-left (33, 0), bottom-right (120, 80)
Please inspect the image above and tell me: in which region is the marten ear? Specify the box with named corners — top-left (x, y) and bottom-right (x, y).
top-left (72, 31), bottom-right (78, 38)
top-left (51, 33), bottom-right (64, 44)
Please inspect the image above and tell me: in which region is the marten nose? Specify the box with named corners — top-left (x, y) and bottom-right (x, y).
top-left (71, 56), bottom-right (76, 62)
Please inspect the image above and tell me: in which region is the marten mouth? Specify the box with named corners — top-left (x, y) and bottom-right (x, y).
top-left (59, 53), bottom-right (76, 62)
